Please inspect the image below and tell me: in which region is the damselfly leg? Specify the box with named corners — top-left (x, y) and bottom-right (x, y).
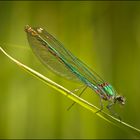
top-left (95, 95), bottom-right (104, 114)
top-left (67, 86), bottom-right (88, 111)
top-left (107, 102), bottom-right (122, 121)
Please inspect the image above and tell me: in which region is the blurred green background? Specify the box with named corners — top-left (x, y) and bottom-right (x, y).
top-left (0, 1), bottom-right (140, 139)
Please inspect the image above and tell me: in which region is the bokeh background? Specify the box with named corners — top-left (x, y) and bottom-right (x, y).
top-left (0, 1), bottom-right (140, 139)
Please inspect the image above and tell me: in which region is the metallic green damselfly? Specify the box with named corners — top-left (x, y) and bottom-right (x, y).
top-left (25, 25), bottom-right (125, 117)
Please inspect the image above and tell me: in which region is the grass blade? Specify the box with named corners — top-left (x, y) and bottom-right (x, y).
top-left (0, 46), bottom-right (140, 137)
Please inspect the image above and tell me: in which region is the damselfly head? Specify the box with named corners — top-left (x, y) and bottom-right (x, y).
top-left (115, 95), bottom-right (125, 105)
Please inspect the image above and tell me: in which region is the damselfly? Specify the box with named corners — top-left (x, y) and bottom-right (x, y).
top-left (25, 25), bottom-right (125, 117)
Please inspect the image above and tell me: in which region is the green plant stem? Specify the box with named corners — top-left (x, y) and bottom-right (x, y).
top-left (0, 46), bottom-right (140, 137)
